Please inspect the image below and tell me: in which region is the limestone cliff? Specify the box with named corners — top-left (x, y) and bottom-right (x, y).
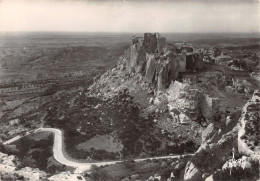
top-left (238, 90), bottom-right (260, 160)
top-left (200, 95), bottom-right (220, 124)
top-left (123, 33), bottom-right (202, 91)
top-left (167, 81), bottom-right (201, 122)
top-left (183, 117), bottom-right (239, 181)
top-left (183, 90), bottom-right (260, 181)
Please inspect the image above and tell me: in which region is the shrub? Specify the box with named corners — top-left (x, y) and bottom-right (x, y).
top-left (123, 159), bottom-right (135, 170)
top-left (88, 169), bottom-right (110, 181)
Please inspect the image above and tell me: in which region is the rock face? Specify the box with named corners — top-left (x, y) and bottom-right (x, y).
top-left (238, 90), bottom-right (260, 161)
top-left (167, 81), bottom-right (201, 122)
top-left (184, 91), bottom-right (260, 181)
top-left (200, 95), bottom-right (220, 123)
top-left (125, 39), bottom-right (146, 73)
top-left (184, 126), bottom-right (238, 181)
top-left (177, 51), bottom-right (187, 72)
top-left (184, 161), bottom-right (203, 181)
top-left (143, 33), bottom-right (158, 53)
top-left (0, 152), bottom-right (49, 181)
top-left (145, 54), bottom-right (156, 83)
top-left (157, 34), bottom-right (167, 54)
top-left (124, 33), bottom-right (203, 90)
top-left (201, 123), bottom-right (217, 144)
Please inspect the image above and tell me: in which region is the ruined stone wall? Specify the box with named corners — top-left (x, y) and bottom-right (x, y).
top-left (158, 66), bottom-right (167, 90)
top-left (145, 54), bottom-right (157, 83)
top-left (166, 52), bottom-right (180, 86)
top-left (157, 36), bottom-right (166, 54)
top-left (143, 33), bottom-right (157, 53)
top-left (200, 94), bottom-right (220, 123)
top-left (178, 51), bottom-right (187, 72)
top-left (135, 46), bottom-right (147, 73)
top-left (186, 54), bottom-right (197, 71)
top-left (185, 53), bottom-right (203, 72)
top-left (123, 33), bottom-right (204, 91)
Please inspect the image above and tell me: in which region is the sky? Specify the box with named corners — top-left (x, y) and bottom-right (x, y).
top-left (0, 0), bottom-right (259, 33)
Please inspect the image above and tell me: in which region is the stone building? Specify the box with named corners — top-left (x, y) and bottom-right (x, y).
top-left (124, 33), bottom-right (203, 90)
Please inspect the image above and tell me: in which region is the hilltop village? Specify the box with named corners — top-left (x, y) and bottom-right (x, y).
top-left (0, 33), bottom-right (259, 181)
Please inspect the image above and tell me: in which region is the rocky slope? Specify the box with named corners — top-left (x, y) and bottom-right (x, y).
top-left (89, 33), bottom-right (258, 180)
top-left (90, 33), bottom-right (219, 125)
top-left (183, 90), bottom-right (260, 181)
top-left (238, 90), bottom-right (260, 160)
top-left (0, 151), bottom-right (87, 181)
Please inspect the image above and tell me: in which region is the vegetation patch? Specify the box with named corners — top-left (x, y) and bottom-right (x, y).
top-left (84, 156), bottom-right (191, 181)
top-left (76, 134), bottom-right (123, 153)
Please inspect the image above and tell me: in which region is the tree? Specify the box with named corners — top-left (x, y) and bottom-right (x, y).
top-left (123, 159), bottom-right (135, 170)
top-left (88, 166), bottom-right (111, 181)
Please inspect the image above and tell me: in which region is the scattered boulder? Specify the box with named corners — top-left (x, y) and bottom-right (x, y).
top-left (184, 161), bottom-right (202, 181)
top-left (202, 173), bottom-right (211, 179)
top-left (149, 97), bottom-right (154, 104)
top-left (205, 174), bottom-right (214, 181)
top-left (174, 161), bottom-right (186, 171)
top-left (94, 104), bottom-right (101, 109)
top-left (201, 123), bottom-right (217, 144)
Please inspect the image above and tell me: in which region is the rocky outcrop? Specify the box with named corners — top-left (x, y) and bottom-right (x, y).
top-left (0, 152), bottom-right (48, 181)
top-left (200, 95), bottom-right (220, 123)
top-left (157, 35), bottom-right (166, 54)
top-left (143, 33), bottom-right (158, 53)
top-left (0, 151), bottom-right (85, 181)
top-left (183, 106), bottom-right (242, 181)
top-left (238, 90), bottom-right (260, 161)
top-left (177, 51), bottom-right (187, 72)
top-left (125, 40), bottom-right (146, 73)
top-left (158, 66), bottom-right (167, 90)
top-left (145, 54), bottom-right (157, 83)
top-left (201, 123), bottom-right (217, 144)
top-left (184, 91), bottom-right (260, 181)
top-left (184, 161), bottom-right (203, 181)
top-left (124, 33), bottom-right (202, 91)
top-left (184, 126), bottom-right (238, 181)
top-left (167, 81), bottom-right (201, 122)
top-left (142, 33), bottom-right (166, 54)
top-left (205, 156), bottom-right (259, 181)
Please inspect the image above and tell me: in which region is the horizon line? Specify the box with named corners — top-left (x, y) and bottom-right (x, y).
top-left (1, 31), bottom-right (260, 34)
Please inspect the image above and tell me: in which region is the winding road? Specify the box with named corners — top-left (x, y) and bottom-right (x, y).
top-left (4, 127), bottom-right (193, 173)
